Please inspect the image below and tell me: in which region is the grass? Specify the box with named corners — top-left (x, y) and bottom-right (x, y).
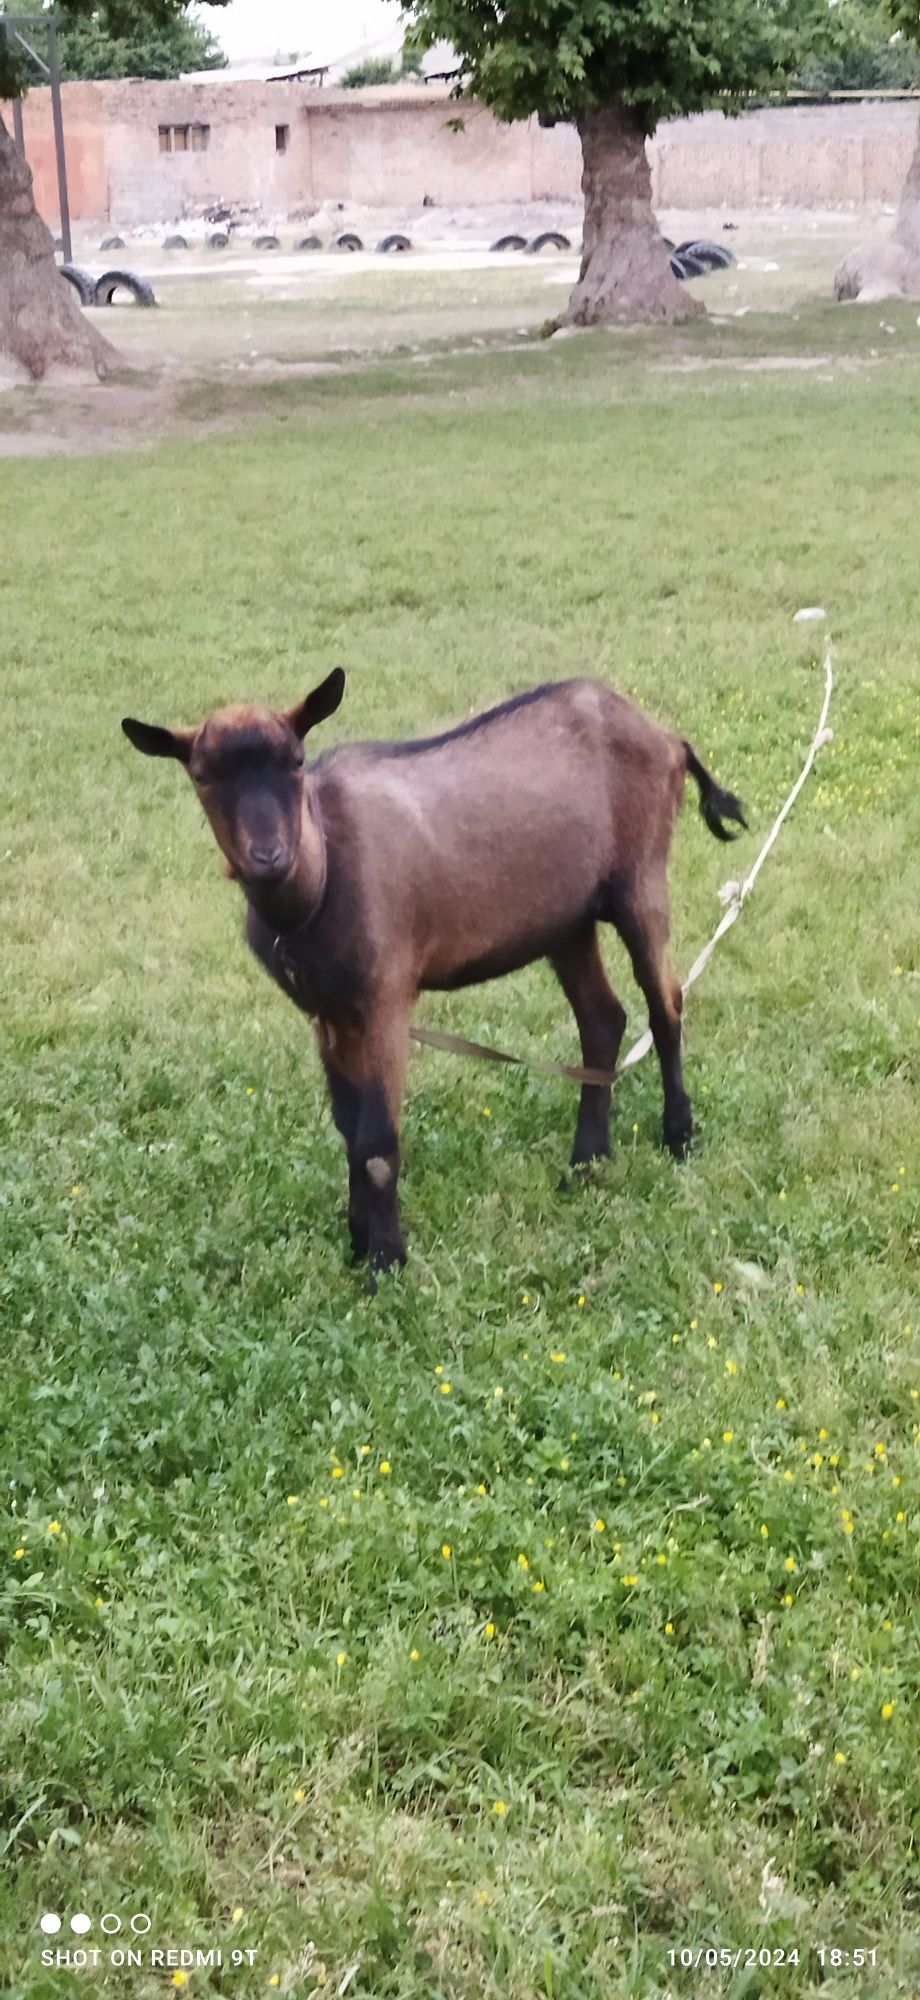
top-left (1, 274), bottom-right (919, 1999)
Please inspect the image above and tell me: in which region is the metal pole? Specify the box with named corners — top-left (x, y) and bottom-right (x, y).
top-left (12, 93), bottom-right (26, 155)
top-left (46, 14), bottom-right (72, 264)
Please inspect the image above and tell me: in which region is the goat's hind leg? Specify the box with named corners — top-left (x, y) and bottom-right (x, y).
top-left (551, 925), bottom-right (627, 1171)
top-left (614, 879), bottom-right (692, 1160)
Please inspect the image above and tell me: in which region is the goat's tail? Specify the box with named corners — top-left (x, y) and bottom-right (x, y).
top-left (683, 742), bottom-right (748, 844)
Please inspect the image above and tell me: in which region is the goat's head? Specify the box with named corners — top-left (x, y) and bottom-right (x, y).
top-left (122, 668), bottom-right (345, 888)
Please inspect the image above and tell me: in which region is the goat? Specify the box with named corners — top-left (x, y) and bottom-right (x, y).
top-left (122, 672), bottom-right (746, 1278)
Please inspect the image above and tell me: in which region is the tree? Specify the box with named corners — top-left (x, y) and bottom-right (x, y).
top-left (829, 0), bottom-right (920, 299)
top-left (0, 2), bottom-right (227, 382)
top-left (400, 0), bottom-right (850, 325)
top-left (55, 6), bottom-right (227, 81)
top-left (340, 47), bottom-right (424, 89)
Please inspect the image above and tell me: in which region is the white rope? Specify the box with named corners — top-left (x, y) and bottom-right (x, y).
top-left (619, 635), bottom-right (835, 1074)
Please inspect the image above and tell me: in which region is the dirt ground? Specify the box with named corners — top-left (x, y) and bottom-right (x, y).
top-left (0, 205), bottom-right (902, 455)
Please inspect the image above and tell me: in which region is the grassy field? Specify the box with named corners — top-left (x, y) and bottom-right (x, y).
top-left (1, 260), bottom-right (919, 2000)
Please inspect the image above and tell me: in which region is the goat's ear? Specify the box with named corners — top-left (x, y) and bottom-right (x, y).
top-left (283, 668), bottom-right (345, 741)
top-left (121, 718), bottom-right (196, 765)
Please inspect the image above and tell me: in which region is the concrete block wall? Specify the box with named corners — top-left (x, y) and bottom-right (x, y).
top-left (6, 81), bottom-right (919, 228)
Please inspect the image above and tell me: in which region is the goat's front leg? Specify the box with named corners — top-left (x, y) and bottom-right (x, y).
top-left (320, 1006), bottom-right (411, 1279)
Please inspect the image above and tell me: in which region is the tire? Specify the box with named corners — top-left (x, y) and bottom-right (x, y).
top-left (163, 234), bottom-right (188, 250)
top-left (333, 232), bottom-right (363, 252)
top-left (669, 254), bottom-right (687, 281)
top-left (253, 234), bottom-right (280, 250)
top-left (662, 237), bottom-right (675, 251)
top-left (207, 231), bottom-right (229, 250)
top-left (676, 238), bottom-right (735, 271)
top-left (59, 263), bottom-right (96, 307)
top-left (377, 233), bottom-right (412, 253)
top-left (295, 235), bottom-right (324, 251)
top-left (94, 269), bottom-right (158, 308)
top-left (525, 231), bottom-right (571, 254)
top-left (490, 234), bottom-right (527, 253)
top-left (672, 251), bottom-right (707, 280)
top-left (100, 234), bottom-right (125, 251)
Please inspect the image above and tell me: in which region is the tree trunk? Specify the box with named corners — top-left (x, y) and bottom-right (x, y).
top-left (893, 111), bottom-right (920, 260)
top-left (0, 110), bottom-right (116, 382)
top-left (563, 98), bottom-right (702, 328)
top-left (833, 109), bottom-right (920, 302)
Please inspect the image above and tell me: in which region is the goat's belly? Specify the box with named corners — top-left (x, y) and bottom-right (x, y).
top-left (420, 893), bottom-right (602, 992)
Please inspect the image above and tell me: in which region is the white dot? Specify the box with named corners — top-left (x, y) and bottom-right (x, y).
top-left (101, 1913), bottom-right (122, 1935)
top-left (130, 1913), bottom-right (152, 1935)
top-left (40, 1913), bottom-right (61, 1935)
top-left (71, 1913), bottom-right (92, 1935)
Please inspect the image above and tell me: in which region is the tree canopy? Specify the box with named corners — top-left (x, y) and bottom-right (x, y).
top-left (400, 0), bottom-right (839, 132)
top-left (54, 5), bottom-right (226, 81)
top-left (0, 1), bottom-right (228, 95)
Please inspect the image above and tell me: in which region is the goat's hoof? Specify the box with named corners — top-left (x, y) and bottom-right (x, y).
top-left (560, 1149), bottom-right (609, 1191)
top-left (664, 1106), bottom-right (694, 1160)
top-left (368, 1238), bottom-right (408, 1279)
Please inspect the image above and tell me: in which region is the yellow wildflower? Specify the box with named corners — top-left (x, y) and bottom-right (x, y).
top-left (492, 1799), bottom-right (507, 1815)
top-left (379, 1461), bottom-right (391, 1474)
top-left (441, 1544), bottom-right (452, 1560)
top-left (881, 1702), bottom-right (895, 1720)
top-left (335, 1651), bottom-right (347, 1667)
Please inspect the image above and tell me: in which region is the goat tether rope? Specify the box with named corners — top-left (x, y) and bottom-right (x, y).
top-left (409, 637), bottom-right (835, 1089)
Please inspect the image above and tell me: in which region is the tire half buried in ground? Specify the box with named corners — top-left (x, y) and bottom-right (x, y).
top-left (490, 234), bottom-right (527, 252)
top-left (525, 231), bottom-right (572, 253)
top-left (59, 264), bottom-right (96, 307)
top-left (377, 233), bottom-right (412, 253)
top-left (94, 270), bottom-right (158, 308)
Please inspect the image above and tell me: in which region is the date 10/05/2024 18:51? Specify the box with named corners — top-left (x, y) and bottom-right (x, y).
top-left (666, 1947), bottom-right (878, 1972)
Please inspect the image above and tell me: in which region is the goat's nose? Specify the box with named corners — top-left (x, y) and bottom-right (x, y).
top-left (250, 841), bottom-right (285, 870)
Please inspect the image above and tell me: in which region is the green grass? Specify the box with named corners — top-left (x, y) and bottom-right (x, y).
top-left (2, 303), bottom-right (919, 1999)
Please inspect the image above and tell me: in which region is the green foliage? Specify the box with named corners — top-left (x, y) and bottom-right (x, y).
top-left (0, 1), bottom-right (227, 96)
top-left (340, 47), bottom-right (425, 89)
top-left (2, 298), bottom-right (920, 1991)
top-left (795, 0), bottom-right (920, 92)
top-left (54, 4), bottom-right (227, 81)
top-left (340, 55), bottom-right (401, 88)
top-left (401, 0), bottom-right (845, 131)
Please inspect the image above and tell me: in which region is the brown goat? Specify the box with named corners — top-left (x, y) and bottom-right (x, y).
top-left (123, 673), bottom-right (745, 1277)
